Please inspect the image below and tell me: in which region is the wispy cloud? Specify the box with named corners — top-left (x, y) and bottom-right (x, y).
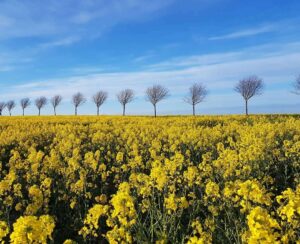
top-left (12, 81), bottom-right (51, 89)
top-left (1, 39), bottom-right (299, 115)
top-left (133, 44), bottom-right (181, 63)
top-left (209, 24), bottom-right (276, 40)
top-left (0, 52), bottom-right (34, 72)
top-left (0, 36), bottom-right (79, 72)
top-left (0, 0), bottom-right (177, 71)
top-left (133, 52), bottom-right (156, 63)
top-left (3, 41), bottom-right (300, 101)
top-left (146, 42), bottom-right (300, 71)
top-left (146, 51), bottom-right (243, 70)
top-left (39, 36), bottom-right (81, 49)
top-left (0, 0), bottom-right (174, 40)
top-left (66, 66), bottom-right (106, 75)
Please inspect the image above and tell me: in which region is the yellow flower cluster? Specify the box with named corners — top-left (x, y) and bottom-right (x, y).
top-left (10, 215), bottom-right (55, 243)
top-left (242, 206), bottom-right (281, 243)
top-left (0, 221), bottom-right (9, 243)
top-left (0, 115), bottom-right (299, 243)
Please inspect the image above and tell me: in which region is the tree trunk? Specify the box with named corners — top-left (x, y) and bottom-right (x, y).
top-left (154, 104), bottom-right (157, 118)
top-left (54, 107), bottom-right (56, 116)
top-left (38, 109), bottom-right (41, 116)
top-left (75, 106), bottom-right (77, 116)
top-left (193, 104), bottom-right (195, 116)
top-left (245, 99), bottom-right (248, 116)
top-left (123, 104), bottom-right (125, 116)
top-left (9, 111), bottom-right (11, 116)
top-left (0, 110), bottom-right (2, 116)
top-left (97, 106), bottom-right (99, 116)
top-left (22, 108), bottom-right (24, 116)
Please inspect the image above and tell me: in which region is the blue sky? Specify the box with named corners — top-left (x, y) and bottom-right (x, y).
top-left (0, 0), bottom-right (300, 115)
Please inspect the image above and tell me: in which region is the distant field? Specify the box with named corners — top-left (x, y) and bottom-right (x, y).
top-left (0, 116), bottom-right (299, 243)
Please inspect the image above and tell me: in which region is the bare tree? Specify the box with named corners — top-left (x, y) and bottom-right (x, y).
top-left (51, 95), bottom-right (63, 116)
top-left (146, 85), bottom-right (169, 117)
top-left (35, 97), bottom-right (47, 116)
top-left (20, 98), bottom-right (31, 116)
top-left (293, 75), bottom-right (300, 94)
top-left (92, 91), bottom-right (108, 115)
top-left (6, 100), bottom-right (16, 116)
top-left (234, 75), bottom-right (264, 115)
top-left (72, 92), bottom-right (86, 115)
top-left (0, 102), bottom-right (6, 116)
top-left (184, 83), bottom-right (208, 116)
top-left (117, 89), bottom-right (134, 116)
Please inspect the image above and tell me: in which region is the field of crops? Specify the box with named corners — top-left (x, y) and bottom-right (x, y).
top-left (0, 115), bottom-right (299, 243)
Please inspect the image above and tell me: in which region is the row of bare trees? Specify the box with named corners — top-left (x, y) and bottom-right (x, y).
top-left (0, 76), bottom-right (299, 116)
top-left (0, 85), bottom-right (192, 117)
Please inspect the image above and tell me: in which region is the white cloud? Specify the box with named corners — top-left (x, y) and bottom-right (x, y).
top-left (66, 66), bottom-right (106, 75)
top-left (0, 52), bottom-right (33, 72)
top-left (146, 51), bottom-right (243, 70)
top-left (0, 0), bottom-right (177, 70)
top-left (209, 24), bottom-right (276, 40)
top-left (146, 42), bottom-right (300, 71)
top-left (2, 41), bottom-right (299, 115)
top-left (0, 0), bottom-right (174, 40)
top-left (133, 52), bottom-right (156, 63)
top-left (208, 18), bottom-right (300, 41)
top-left (39, 36), bottom-right (80, 48)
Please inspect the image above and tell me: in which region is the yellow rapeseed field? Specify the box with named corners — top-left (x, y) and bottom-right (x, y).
top-left (0, 115), bottom-right (299, 243)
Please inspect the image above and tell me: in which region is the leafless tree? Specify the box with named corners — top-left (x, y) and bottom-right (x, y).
top-left (293, 75), bottom-right (300, 94)
top-left (92, 91), bottom-right (108, 115)
top-left (35, 97), bottom-right (47, 116)
top-left (0, 102), bottom-right (6, 116)
top-left (20, 98), bottom-right (31, 116)
top-left (6, 100), bottom-right (16, 116)
top-left (117, 89), bottom-right (134, 116)
top-left (146, 85), bottom-right (169, 117)
top-left (72, 92), bottom-right (86, 115)
top-left (50, 95), bottom-right (63, 116)
top-left (20, 97), bottom-right (30, 116)
top-left (234, 75), bottom-right (264, 115)
top-left (184, 83), bottom-right (207, 116)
